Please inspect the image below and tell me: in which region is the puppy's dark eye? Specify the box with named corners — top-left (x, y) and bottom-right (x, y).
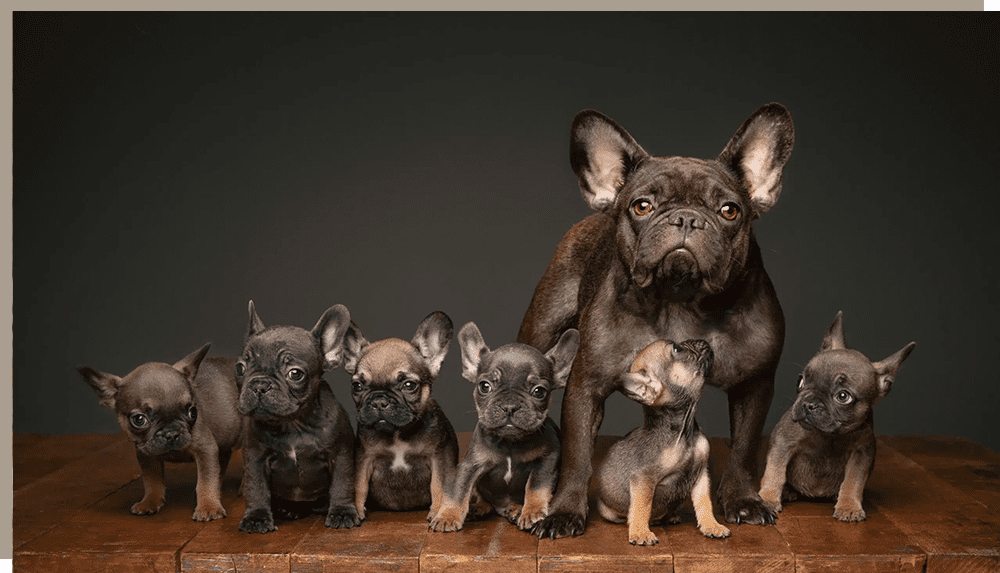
top-left (632, 199), bottom-right (654, 217)
top-left (719, 203), bottom-right (740, 221)
top-left (796, 374), bottom-right (804, 391)
top-left (672, 343), bottom-right (684, 354)
top-left (531, 386), bottom-right (548, 400)
top-left (130, 414), bottom-right (148, 429)
top-left (351, 380), bottom-right (363, 393)
top-left (835, 390), bottom-right (854, 405)
top-left (402, 380), bottom-right (418, 392)
top-left (478, 381), bottom-right (492, 394)
top-left (186, 405), bottom-right (198, 421)
top-left (235, 362), bottom-right (245, 377)
top-left (288, 368), bottom-right (305, 381)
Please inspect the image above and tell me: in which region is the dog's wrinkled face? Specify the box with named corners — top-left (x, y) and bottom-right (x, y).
top-left (236, 302), bottom-right (351, 423)
top-left (569, 105), bottom-right (794, 302)
top-left (344, 311), bottom-right (453, 434)
top-left (792, 312), bottom-right (915, 434)
top-left (78, 344), bottom-right (210, 457)
top-left (459, 323), bottom-right (579, 441)
top-left (621, 339), bottom-right (713, 409)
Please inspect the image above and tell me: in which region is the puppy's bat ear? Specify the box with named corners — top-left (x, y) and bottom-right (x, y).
top-left (342, 322), bottom-right (369, 375)
top-left (457, 322), bottom-right (489, 382)
top-left (247, 300), bottom-right (266, 339)
top-left (872, 342), bottom-right (916, 399)
top-left (311, 305), bottom-right (351, 371)
top-left (173, 343), bottom-right (211, 381)
top-left (545, 329), bottom-right (580, 389)
top-left (719, 102), bottom-right (794, 216)
top-left (412, 311), bottom-right (453, 379)
top-left (570, 110), bottom-right (649, 212)
top-left (821, 311), bottom-right (847, 352)
top-left (77, 366), bottom-right (122, 410)
top-left (619, 371), bottom-right (663, 406)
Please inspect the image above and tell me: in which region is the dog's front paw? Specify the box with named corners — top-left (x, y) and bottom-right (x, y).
top-left (722, 496), bottom-right (775, 526)
top-left (515, 503), bottom-right (548, 531)
top-left (758, 491), bottom-right (783, 517)
top-left (131, 496), bottom-right (165, 516)
top-left (699, 521), bottom-right (732, 539)
top-left (532, 511), bottom-right (586, 539)
top-left (466, 499), bottom-right (494, 521)
top-left (192, 500), bottom-right (227, 521)
top-left (429, 507), bottom-right (465, 532)
top-left (833, 504), bottom-right (866, 522)
top-left (326, 506), bottom-right (362, 529)
top-left (239, 508), bottom-right (277, 534)
top-left (628, 527), bottom-right (659, 546)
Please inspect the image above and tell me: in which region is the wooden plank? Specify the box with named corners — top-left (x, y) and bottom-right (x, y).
top-left (774, 512), bottom-right (924, 573)
top-left (537, 517), bottom-right (674, 573)
top-left (881, 435), bottom-right (1000, 516)
top-left (13, 434), bottom-right (121, 491)
top-left (291, 510), bottom-right (429, 573)
top-left (421, 515), bottom-right (538, 573)
top-left (13, 435), bottom-right (139, 550)
top-left (869, 440), bottom-right (1000, 573)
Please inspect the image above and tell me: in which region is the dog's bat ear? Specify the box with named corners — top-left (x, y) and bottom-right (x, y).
top-left (570, 110), bottom-right (649, 212)
top-left (247, 300), bottom-right (266, 338)
top-left (821, 310), bottom-right (847, 352)
top-left (719, 102), bottom-right (794, 216)
top-left (872, 342), bottom-right (916, 399)
top-left (311, 305), bottom-right (352, 371)
top-left (457, 322), bottom-right (489, 382)
top-left (412, 311), bottom-right (453, 379)
top-left (342, 322), bottom-right (369, 375)
top-left (173, 343), bottom-right (211, 381)
top-left (545, 328), bottom-right (580, 389)
top-left (76, 366), bottom-right (122, 410)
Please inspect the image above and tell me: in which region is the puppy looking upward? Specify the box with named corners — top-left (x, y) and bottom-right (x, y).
top-left (429, 324), bottom-right (578, 533)
top-left (596, 339), bottom-right (730, 545)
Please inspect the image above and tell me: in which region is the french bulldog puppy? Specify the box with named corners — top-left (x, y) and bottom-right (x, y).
top-left (236, 301), bottom-right (359, 533)
top-left (429, 323), bottom-right (579, 533)
top-left (758, 312), bottom-right (915, 522)
top-left (344, 311), bottom-right (459, 521)
top-left (78, 343), bottom-right (241, 521)
top-left (596, 339), bottom-right (730, 545)
top-left (518, 104), bottom-right (795, 537)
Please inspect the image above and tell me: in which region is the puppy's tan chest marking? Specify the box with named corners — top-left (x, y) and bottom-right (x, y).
top-left (388, 438), bottom-right (412, 471)
top-left (504, 457), bottom-right (513, 484)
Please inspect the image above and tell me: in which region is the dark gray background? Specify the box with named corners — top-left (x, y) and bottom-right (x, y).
top-left (14, 13), bottom-right (999, 452)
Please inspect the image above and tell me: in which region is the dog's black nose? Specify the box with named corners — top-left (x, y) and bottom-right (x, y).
top-left (371, 394), bottom-right (392, 411)
top-left (502, 404), bottom-right (521, 416)
top-left (667, 209), bottom-right (707, 231)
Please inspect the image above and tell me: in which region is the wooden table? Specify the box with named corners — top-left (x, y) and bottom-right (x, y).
top-left (13, 433), bottom-right (1000, 572)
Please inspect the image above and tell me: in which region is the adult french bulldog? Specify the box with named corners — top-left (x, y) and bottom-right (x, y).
top-left (759, 312), bottom-right (915, 522)
top-left (236, 301), bottom-right (359, 533)
top-left (518, 103), bottom-right (795, 537)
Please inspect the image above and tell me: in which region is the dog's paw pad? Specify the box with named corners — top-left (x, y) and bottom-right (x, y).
top-left (700, 522), bottom-right (731, 538)
top-left (130, 498), bottom-right (164, 516)
top-left (429, 507), bottom-right (465, 532)
top-left (833, 506), bottom-right (866, 522)
top-left (326, 508), bottom-right (362, 529)
top-left (192, 503), bottom-right (227, 521)
top-left (532, 512), bottom-right (586, 539)
top-left (239, 509), bottom-right (277, 534)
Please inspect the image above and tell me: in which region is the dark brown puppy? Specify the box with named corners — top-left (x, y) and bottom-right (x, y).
top-left (759, 312), bottom-right (915, 522)
top-left (236, 301), bottom-right (358, 533)
top-left (429, 323), bottom-right (578, 532)
top-left (78, 343), bottom-right (242, 521)
top-left (344, 311), bottom-right (459, 522)
top-left (596, 339), bottom-right (729, 545)
top-left (519, 104), bottom-right (795, 537)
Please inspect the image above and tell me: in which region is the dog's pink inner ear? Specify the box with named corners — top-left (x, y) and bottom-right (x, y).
top-left (570, 111), bottom-right (648, 212)
top-left (719, 103), bottom-right (794, 215)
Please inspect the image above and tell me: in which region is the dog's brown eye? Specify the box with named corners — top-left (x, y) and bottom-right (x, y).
top-left (130, 414), bottom-right (148, 429)
top-left (719, 203), bottom-right (740, 221)
top-left (531, 386), bottom-right (548, 400)
top-left (288, 368), bottom-right (305, 381)
top-left (186, 406), bottom-right (198, 421)
top-left (478, 381), bottom-right (492, 394)
top-left (835, 390), bottom-right (854, 404)
top-left (402, 380), bottom-right (418, 392)
top-left (632, 199), bottom-right (654, 217)
top-left (235, 363), bottom-right (245, 377)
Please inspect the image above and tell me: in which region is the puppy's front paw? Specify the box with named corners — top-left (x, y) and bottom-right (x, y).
top-left (833, 504), bottom-right (866, 522)
top-left (758, 492), bottom-right (783, 516)
top-left (515, 503), bottom-right (548, 531)
top-left (131, 496), bottom-right (165, 516)
top-left (192, 500), bottom-right (227, 521)
top-left (239, 508), bottom-right (277, 534)
top-left (326, 506), bottom-right (362, 529)
top-left (532, 512), bottom-right (586, 539)
top-left (699, 521), bottom-right (731, 539)
top-left (722, 496), bottom-right (775, 526)
top-left (628, 527), bottom-right (659, 546)
top-left (429, 507), bottom-right (465, 532)
top-left (466, 499), bottom-right (494, 521)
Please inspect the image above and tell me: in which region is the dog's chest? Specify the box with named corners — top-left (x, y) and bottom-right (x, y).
top-left (266, 434), bottom-right (332, 501)
top-left (372, 436), bottom-right (431, 473)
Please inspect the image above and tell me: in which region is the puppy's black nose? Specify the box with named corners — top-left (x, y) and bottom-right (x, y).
top-left (158, 428), bottom-right (182, 448)
top-left (371, 394), bottom-right (392, 411)
top-left (248, 377), bottom-right (272, 395)
top-left (805, 401), bottom-right (819, 412)
top-left (667, 209), bottom-right (707, 231)
top-left (502, 404), bottom-right (521, 416)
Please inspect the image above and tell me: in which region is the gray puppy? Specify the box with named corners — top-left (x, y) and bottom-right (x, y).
top-left (78, 343), bottom-right (241, 521)
top-left (596, 339), bottom-right (729, 545)
top-left (518, 104), bottom-right (795, 537)
top-left (429, 323), bottom-right (578, 533)
top-left (758, 312), bottom-right (915, 522)
top-left (236, 301), bottom-right (358, 533)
